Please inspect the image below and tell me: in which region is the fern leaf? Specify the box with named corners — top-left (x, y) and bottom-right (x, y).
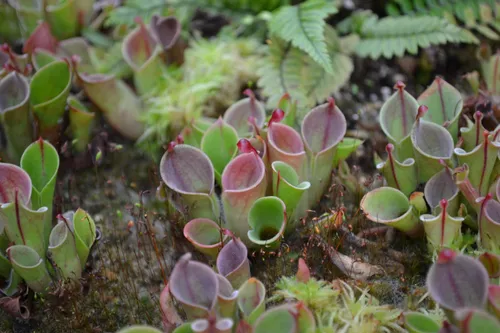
top-left (475, 24), bottom-right (500, 40)
top-left (269, 0), bottom-right (338, 73)
top-left (386, 0), bottom-right (500, 40)
top-left (354, 14), bottom-right (479, 59)
top-left (258, 26), bottom-right (353, 109)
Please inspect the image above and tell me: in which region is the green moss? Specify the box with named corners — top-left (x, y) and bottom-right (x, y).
top-left (270, 276), bottom-right (405, 333)
top-left (141, 36), bottom-right (265, 146)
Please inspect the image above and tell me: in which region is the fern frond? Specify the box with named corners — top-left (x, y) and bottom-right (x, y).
top-left (269, 0), bottom-right (338, 73)
top-left (386, 0), bottom-right (500, 40)
top-left (354, 14), bottom-right (479, 59)
top-left (257, 26), bottom-right (354, 110)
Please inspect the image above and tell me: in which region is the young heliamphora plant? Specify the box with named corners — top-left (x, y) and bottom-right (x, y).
top-left (455, 308), bottom-right (500, 332)
top-left (150, 15), bottom-right (185, 66)
top-left (75, 66), bottom-right (145, 140)
top-left (122, 18), bottom-right (166, 96)
top-left (216, 238), bottom-right (250, 289)
top-left (0, 72), bottom-right (32, 163)
top-left (20, 139), bottom-right (59, 242)
top-left (411, 107), bottom-right (454, 183)
top-left (424, 167), bottom-right (460, 215)
top-left (253, 302), bottom-right (316, 333)
top-left (453, 164), bottom-right (481, 212)
top-left (0, 141), bottom-right (96, 294)
top-left (183, 218), bottom-right (225, 258)
top-left (167, 250), bottom-right (246, 325)
top-left (271, 161), bottom-right (310, 224)
top-left (30, 60), bottom-right (71, 142)
top-left (0, 163), bottom-right (47, 257)
top-left (366, 77), bottom-right (500, 255)
top-left (418, 76), bottom-right (463, 142)
top-left (454, 131), bottom-right (500, 197)
top-left (215, 274), bottom-right (238, 319)
top-left (48, 220), bottom-right (82, 281)
top-left (237, 278), bottom-right (266, 325)
top-left (68, 96), bottom-right (95, 153)
top-left (169, 253), bottom-right (219, 320)
top-left (221, 145), bottom-right (266, 243)
top-left (379, 82), bottom-right (419, 160)
top-left (247, 196), bottom-right (286, 249)
top-left (7, 245), bottom-right (51, 293)
top-left (427, 249), bottom-right (489, 316)
top-left (420, 199), bottom-right (464, 252)
top-left (301, 98), bottom-right (346, 207)
top-left (57, 209), bottom-right (97, 269)
top-left (426, 249), bottom-right (500, 331)
top-left (160, 143), bottom-right (220, 221)
top-left (360, 187), bottom-right (420, 236)
top-left (460, 111), bottom-right (488, 153)
top-left (6, 0), bottom-right (94, 39)
top-left (267, 119), bottom-right (307, 180)
top-left (223, 91), bottom-right (266, 137)
top-left (162, 96), bottom-right (360, 255)
top-left (200, 118), bottom-right (239, 183)
top-left (3, 209), bottom-right (96, 293)
top-left (403, 312), bottom-right (441, 333)
top-left (478, 195), bottom-right (500, 252)
top-left (376, 143), bottom-right (417, 197)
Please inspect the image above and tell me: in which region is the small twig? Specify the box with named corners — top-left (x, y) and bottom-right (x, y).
top-left (139, 190), bottom-right (168, 286)
top-left (311, 234), bottom-right (384, 281)
top-left (356, 226), bottom-right (389, 239)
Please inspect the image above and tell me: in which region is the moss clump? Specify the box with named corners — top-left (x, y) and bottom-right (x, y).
top-left (271, 276), bottom-right (405, 333)
top-left (142, 35), bottom-right (265, 146)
